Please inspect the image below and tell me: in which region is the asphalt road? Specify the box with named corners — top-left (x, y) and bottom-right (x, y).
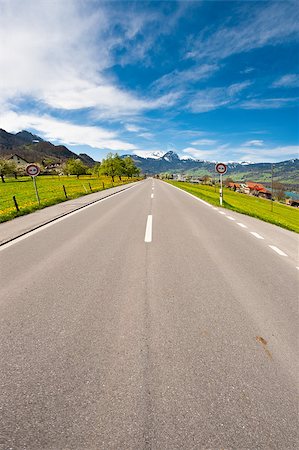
top-left (0, 178), bottom-right (298, 449)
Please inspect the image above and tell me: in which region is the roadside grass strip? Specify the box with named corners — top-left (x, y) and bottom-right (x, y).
top-left (166, 181), bottom-right (299, 233)
top-left (0, 175), bottom-right (140, 223)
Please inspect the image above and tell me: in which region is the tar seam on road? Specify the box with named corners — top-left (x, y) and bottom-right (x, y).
top-left (0, 183), bottom-right (140, 252)
top-left (144, 215), bottom-right (153, 243)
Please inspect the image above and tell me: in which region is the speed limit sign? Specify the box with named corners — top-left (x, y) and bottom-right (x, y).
top-left (215, 162), bottom-right (227, 174)
top-left (26, 164), bottom-right (40, 177)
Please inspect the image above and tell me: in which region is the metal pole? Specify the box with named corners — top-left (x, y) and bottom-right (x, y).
top-left (271, 163), bottom-right (274, 212)
top-left (220, 174), bottom-right (223, 206)
top-left (33, 176), bottom-right (40, 206)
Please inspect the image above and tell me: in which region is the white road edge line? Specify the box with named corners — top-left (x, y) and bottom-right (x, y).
top-left (144, 215), bottom-right (153, 243)
top-left (237, 222), bottom-right (247, 228)
top-left (269, 245), bottom-right (288, 257)
top-left (151, 193), bottom-right (154, 199)
top-left (0, 184), bottom-right (139, 252)
top-left (226, 216), bottom-right (235, 221)
top-left (250, 232), bottom-right (264, 240)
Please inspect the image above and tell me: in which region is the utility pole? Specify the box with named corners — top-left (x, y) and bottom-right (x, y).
top-left (271, 163), bottom-right (274, 212)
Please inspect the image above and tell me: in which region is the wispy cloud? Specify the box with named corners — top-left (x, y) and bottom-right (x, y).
top-left (272, 74), bottom-right (299, 88)
top-left (187, 1), bottom-right (299, 62)
top-left (191, 139), bottom-right (217, 146)
top-left (125, 124), bottom-right (143, 133)
top-left (242, 140), bottom-right (264, 147)
top-left (152, 64), bottom-right (219, 92)
top-left (239, 97), bottom-right (298, 109)
top-left (0, 110), bottom-right (137, 151)
top-left (182, 147), bottom-right (218, 160)
top-left (240, 145), bottom-right (299, 163)
top-left (188, 81), bottom-right (251, 112)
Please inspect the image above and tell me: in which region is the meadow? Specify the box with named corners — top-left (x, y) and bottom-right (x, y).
top-left (0, 175), bottom-right (138, 223)
top-left (167, 181), bottom-right (299, 234)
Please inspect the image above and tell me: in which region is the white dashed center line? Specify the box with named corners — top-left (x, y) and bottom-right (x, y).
top-left (250, 232), bottom-right (264, 240)
top-left (226, 216), bottom-right (235, 221)
top-left (237, 222), bottom-right (247, 228)
top-left (218, 211), bottom-right (226, 215)
top-left (144, 215), bottom-right (153, 243)
top-left (151, 193), bottom-right (154, 199)
top-left (269, 245), bottom-right (288, 256)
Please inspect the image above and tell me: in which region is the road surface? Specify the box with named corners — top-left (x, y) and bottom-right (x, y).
top-left (0, 178), bottom-right (298, 449)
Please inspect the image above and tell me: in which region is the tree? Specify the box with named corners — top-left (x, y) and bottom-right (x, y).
top-left (100, 153), bottom-right (122, 182)
top-left (202, 175), bottom-right (212, 185)
top-left (272, 181), bottom-right (285, 202)
top-left (92, 162), bottom-right (101, 178)
top-left (0, 159), bottom-right (18, 183)
top-left (123, 156), bottom-right (140, 178)
top-left (63, 159), bottom-right (88, 178)
top-left (224, 177), bottom-right (234, 187)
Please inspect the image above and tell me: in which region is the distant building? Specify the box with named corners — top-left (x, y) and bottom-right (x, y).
top-left (7, 154), bottom-right (30, 166)
top-left (245, 181), bottom-right (272, 200)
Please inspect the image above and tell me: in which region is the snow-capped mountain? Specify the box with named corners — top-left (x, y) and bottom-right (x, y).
top-left (133, 150), bottom-right (164, 159)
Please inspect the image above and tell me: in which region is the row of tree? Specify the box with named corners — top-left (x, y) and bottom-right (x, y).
top-left (0, 153), bottom-right (141, 182)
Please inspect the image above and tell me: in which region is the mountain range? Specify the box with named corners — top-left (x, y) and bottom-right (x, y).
top-left (0, 129), bottom-right (97, 167)
top-left (125, 151), bottom-right (299, 187)
top-left (0, 129), bottom-right (297, 187)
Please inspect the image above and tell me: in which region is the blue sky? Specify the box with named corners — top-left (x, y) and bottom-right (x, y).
top-left (0, 0), bottom-right (298, 162)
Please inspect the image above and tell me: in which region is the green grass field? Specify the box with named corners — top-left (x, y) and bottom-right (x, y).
top-left (167, 181), bottom-right (299, 233)
top-left (0, 175), bottom-right (138, 223)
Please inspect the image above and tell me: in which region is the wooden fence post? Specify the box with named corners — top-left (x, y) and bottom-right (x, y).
top-left (63, 185), bottom-right (68, 199)
top-left (13, 195), bottom-right (20, 212)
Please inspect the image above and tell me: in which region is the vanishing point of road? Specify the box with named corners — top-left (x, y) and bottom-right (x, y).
top-left (0, 179), bottom-right (298, 449)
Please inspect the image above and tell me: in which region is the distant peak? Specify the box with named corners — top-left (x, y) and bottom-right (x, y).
top-left (162, 150), bottom-right (180, 162)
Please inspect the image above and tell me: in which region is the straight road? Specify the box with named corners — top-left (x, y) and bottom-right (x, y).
top-left (0, 178), bottom-right (298, 449)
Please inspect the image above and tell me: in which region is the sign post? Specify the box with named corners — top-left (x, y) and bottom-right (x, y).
top-left (26, 164), bottom-right (41, 206)
top-left (215, 163), bottom-right (227, 206)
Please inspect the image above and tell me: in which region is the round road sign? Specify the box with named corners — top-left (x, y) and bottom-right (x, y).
top-left (26, 164), bottom-right (40, 177)
top-left (215, 162), bottom-right (227, 174)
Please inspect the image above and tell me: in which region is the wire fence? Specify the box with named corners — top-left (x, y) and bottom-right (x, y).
top-left (0, 176), bottom-right (134, 222)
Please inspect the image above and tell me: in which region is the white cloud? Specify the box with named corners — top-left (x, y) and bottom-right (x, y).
top-left (0, 110), bottom-right (137, 151)
top-left (125, 124), bottom-right (143, 132)
top-left (191, 139), bottom-right (217, 146)
top-left (240, 146), bottom-right (299, 163)
top-left (0, 0), bottom-right (181, 118)
top-left (242, 140), bottom-right (264, 147)
top-left (272, 74), bottom-right (299, 88)
top-left (182, 147), bottom-right (218, 159)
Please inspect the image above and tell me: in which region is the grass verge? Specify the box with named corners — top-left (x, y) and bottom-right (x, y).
top-left (0, 175), bottom-right (139, 223)
top-left (166, 180), bottom-right (299, 233)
